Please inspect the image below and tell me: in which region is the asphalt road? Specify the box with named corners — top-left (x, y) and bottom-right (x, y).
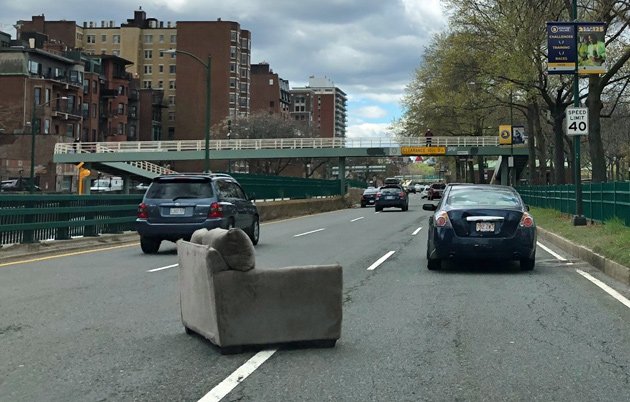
top-left (1, 195), bottom-right (629, 402)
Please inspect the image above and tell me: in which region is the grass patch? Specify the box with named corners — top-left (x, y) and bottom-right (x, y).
top-left (530, 207), bottom-right (630, 268)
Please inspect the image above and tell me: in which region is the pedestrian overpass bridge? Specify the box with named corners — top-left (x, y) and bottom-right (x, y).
top-left (53, 136), bottom-right (528, 188)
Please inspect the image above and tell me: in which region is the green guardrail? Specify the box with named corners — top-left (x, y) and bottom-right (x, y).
top-left (516, 181), bottom-right (630, 226)
top-left (0, 174), bottom-right (362, 246)
top-left (0, 194), bottom-right (142, 245)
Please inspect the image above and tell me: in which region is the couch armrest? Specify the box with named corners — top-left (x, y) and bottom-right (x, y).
top-left (213, 264), bottom-right (343, 346)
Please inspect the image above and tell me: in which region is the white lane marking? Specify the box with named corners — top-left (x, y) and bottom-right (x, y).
top-left (351, 217), bottom-right (365, 222)
top-left (412, 227), bottom-right (422, 236)
top-left (293, 228), bottom-right (325, 237)
top-left (367, 251), bottom-right (395, 271)
top-left (147, 264), bottom-right (178, 273)
top-left (537, 241), bottom-right (572, 264)
top-left (576, 270), bottom-right (630, 309)
top-left (198, 349), bottom-right (277, 402)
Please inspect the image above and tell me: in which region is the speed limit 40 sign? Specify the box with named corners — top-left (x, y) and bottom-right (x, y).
top-left (566, 107), bottom-right (588, 136)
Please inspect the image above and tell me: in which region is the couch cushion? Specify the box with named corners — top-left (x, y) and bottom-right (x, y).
top-left (190, 228), bottom-right (208, 244)
top-left (200, 228), bottom-right (255, 271)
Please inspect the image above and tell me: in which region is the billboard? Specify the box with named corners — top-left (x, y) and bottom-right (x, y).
top-left (499, 125), bottom-right (512, 145)
top-left (512, 125), bottom-right (527, 144)
top-left (577, 23), bottom-right (606, 75)
top-left (547, 22), bottom-right (577, 74)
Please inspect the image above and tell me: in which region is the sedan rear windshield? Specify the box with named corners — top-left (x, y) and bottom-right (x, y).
top-left (380, 187), bottom-right (402, 194)
top-left (447, 188), bottom-right (521, 208)
top-left (146, 179), bottom-right (214, 200)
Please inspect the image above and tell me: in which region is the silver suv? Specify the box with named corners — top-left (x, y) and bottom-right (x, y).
top-left (135, 173), bottom-right (259, 254)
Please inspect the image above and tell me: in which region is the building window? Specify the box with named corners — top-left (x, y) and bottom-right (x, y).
top-left (112, 50), bottom-right (120, 56)
top-left (92, 103), bottom-right (97, 118)
top-left (66, 124), bottom-right (74, 137)
top-left (170, 34), bottom-right (176, 43)
top-left (169, 65), bottom-right (176, 74)
top-left (230, 62), bottom-right (237, 73)
top-left (92, 80), bottom-right (98, 93)
top-left (144, 35), bottom-right (153, 44)
top-left (157, 80), bottom-right (163, 89)
top-left (28, 60), bottom-right (40, 74)
top-left (230, 46), bottom-right (237, 59)
top-left (118, 123), bottom-right (124, 135)
top-left (168, 111), bottom-right (175, 121)
top-left (159, 50), bottom-right (164, 58)
top-left (158, 64), bottom-right (164, 73)
top-left (240, 83), bottom-right (247, 93)
top-left (34, 87), bottom-right (42, 105)
top-left (143, 80), bottom-right (152, 89)
top-left (45, 88), bottom-right (51, 103)
top-left (159, 34), bottom-right (164, 43)
top-left (240, 68), bottom-right (248, 78)
top-left (129, 125), bottom-right (136, 139)
top-left (169, 80), bottom-right (176, 89)
top-left (229, 93), bottom-right (236, 104)
top-left (240, 53), bottom-right (248, 65)
top-left (144, 50), bottom-right (152, 59)
top-left (144, 65), bottom-right (152, 74)
top-left (44, 119), bottom-right (50, 134)
top-left (231, 30), bottom-right (237, 42)
top-left (241, 37), bottom-right (249, 50)
top-left (87, 35), bottom-right (96, 43)
top-left (229, 78), bottom-right (236, 88)
top-left (101, 34), bottom-right (107, 42)
top-left (113, 35), bottom-right (120, 44)
top-left (269, 79), bottom-right (274, 85)
top-left (117, 85), bottom-right (125, 96)
top-left (117, 103), bottom-right (124, 115)
top-left (168, 95), bottom-right (176, 106)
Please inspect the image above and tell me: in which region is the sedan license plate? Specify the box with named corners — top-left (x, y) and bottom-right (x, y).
top-left (476, 222), bottom-right (494, 232)
top-left (386, 196), bottom-right (394, 200)
top-left (170, 207), bottom-right (185, 215)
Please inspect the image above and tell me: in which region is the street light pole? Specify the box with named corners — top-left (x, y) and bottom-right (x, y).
top-left (572, 0), bottom-right (587, 226)
top-left (30, 96), bottom-right (68, 193)
top-left (165, 49), bottom-right (211, 173)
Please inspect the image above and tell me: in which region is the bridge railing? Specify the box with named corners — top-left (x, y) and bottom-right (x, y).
top-left (54, 136), bottom-right (501, 154)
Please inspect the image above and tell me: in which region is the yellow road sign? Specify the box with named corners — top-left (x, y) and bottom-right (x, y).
top-left (499, 125), bottom-right (512, 145)
top-left (401, 146), bottom-right (446, 155)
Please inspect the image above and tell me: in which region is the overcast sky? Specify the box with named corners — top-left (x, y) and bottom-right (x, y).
top-left (0, 0), bottom-right (448, 139)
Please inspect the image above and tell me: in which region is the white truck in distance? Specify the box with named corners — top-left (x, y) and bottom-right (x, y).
top-left (91, 176), bottom-right (123, 192)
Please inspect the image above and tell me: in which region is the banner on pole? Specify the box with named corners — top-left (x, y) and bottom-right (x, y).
top-left (577, 23), bottom-right (606, 75)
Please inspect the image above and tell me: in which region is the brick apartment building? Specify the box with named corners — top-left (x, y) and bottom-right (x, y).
top-left (291, 76), bottom-right (347, 139)
top-left (250, 62), bottom-right (291, 117)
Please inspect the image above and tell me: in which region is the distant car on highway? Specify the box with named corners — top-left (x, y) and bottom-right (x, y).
top-left (135, 173), bottom-right (259, 254)
top-left (418, 185), bottom-right (430, 199)
top-left (423, 183), bottom-right (536, 271)
top-left (374, 184), bottom-right (408, 212)
top-left (427, 182), bottom-right (446, 200)
top-left (361, 187), bottom-right (378, 207)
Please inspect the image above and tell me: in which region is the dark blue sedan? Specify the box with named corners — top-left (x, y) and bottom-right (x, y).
top-left (423, 184), bottom-right (536, 271)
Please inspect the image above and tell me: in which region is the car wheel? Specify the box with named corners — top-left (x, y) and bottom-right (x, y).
top-left (427, 258), bottom-right (441, 270)
top-left (402, 204), bottom-right (408, 211)
top-left (361, 203), bottom-right (366, 208)
top-left (225, 218), bottom-right (235, 230)
top-left (140, 236), bottom-right (161, 254)
top-left (520, 258), bottom-right (535, 271)
top-left (246, 216), bottom-right (260, 245)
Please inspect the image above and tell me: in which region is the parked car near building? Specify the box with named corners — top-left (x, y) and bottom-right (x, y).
top-left (423, 183), bottom-right (536, 271)
top-left (136, 173), bottom-right (259, 254)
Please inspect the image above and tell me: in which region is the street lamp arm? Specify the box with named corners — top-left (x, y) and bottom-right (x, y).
top-left (165, 49), bottom-right (208, 68)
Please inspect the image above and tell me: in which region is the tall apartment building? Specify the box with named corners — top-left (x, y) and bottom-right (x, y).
top-left (250, 62), bottom-right (290, 117)
top-left (17, 9), bottom-right (252, 159)
top-left (291, 76), bottom-right (347, 139)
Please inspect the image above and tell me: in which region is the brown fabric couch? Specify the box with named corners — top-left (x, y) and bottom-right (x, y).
top-left (177, 228), bottom-right (343, 353)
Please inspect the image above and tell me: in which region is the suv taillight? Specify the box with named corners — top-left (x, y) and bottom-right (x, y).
top-left (137, 203), bottom-right (149, 219)
top-left (209, 202), bottom-right (223, 218)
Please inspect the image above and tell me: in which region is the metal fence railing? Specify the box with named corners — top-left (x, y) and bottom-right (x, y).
top-left (516, 181), bottom-right (630, 226)
top-left (0, 174), bottom-right (364, 245)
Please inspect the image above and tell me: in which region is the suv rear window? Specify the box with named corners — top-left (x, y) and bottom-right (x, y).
top-left (146, 178), bottom-right (214, 200)
top-left (431, 183), bottom-right (446, 189)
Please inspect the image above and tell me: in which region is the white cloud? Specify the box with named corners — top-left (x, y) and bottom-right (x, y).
top-left (354, 106), bottom-right (388, 119)
top-left (347, 122), bottom-right (392, 139)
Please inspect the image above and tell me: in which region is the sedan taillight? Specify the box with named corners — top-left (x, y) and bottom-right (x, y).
top-left (520, 212), bottom-right (534, 228)
top-left (435, 211), bottom-right (451, 228)
top-left (209, 202), bottom-right (223, 218)
top-left (375, 192), bottom-right (382, 199)
top-left (399, 192), bottom-right (406, 198)
top-left (137, 203), bottom-right (148, 219)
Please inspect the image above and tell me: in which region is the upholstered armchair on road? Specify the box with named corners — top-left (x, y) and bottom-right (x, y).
top-left (177, 228), bottom-right (343, 354)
